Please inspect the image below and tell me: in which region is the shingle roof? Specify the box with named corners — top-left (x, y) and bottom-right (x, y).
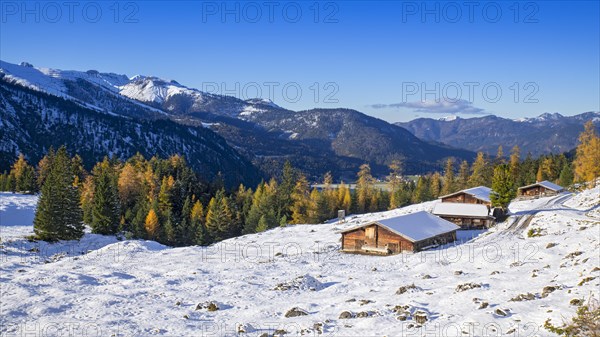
top-left (340, 211), bottom-right (459, 242)
top-left (439, 186), bottom-right (492, 203)
top-left (518, 180), bottom-right (564, 192)
top-left (432, 202), bottom-right (491, 218)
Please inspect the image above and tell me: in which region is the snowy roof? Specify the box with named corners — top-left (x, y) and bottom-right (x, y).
top-left (340, 211), bottom-right (459, 243)
top-left (518, 180), bottom-right (564, 192)
top-left (432, 202), bottom-right (491, 218)
top-left (439, 186), bottom-right (492, 203)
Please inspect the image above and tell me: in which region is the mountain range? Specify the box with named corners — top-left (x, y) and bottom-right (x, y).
top-left (0, 61), bottom-right (474, 182)
top-left (1, 60), bottom-right (598, 184)
top-left (396, 112), bottom-right (599, 157)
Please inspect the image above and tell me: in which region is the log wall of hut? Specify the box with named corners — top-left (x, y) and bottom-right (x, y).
top-left (341, 224), bottom-right (414, 254)
top-left (518, 186), bottom-right (558, 197)
top-left (437, 215), bottom-right (494, 229)
top-left (412, 231), bottom-right (456, 251)
top-left (441, 193), bottom-right (490, 206)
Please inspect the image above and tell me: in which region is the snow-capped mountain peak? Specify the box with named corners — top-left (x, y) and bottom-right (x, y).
top-left (438, 115), bottom-right (459, 121)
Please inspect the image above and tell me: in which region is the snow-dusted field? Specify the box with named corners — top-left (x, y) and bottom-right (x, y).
top-left (1, 188), bottom-right (599, 337)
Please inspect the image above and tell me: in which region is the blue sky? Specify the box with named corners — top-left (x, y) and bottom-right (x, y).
top-left (1, 1), bottom-right (598, 122)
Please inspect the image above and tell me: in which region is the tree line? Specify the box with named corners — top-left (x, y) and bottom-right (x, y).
top-left (1, 121), bottom-right (598, 244)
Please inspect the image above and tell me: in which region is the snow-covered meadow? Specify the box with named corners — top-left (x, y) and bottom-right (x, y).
top-left (0, 188), bottom-right (598, 337)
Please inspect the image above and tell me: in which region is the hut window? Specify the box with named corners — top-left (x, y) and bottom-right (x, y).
top-left (365, 227), bottom-right (375, 239)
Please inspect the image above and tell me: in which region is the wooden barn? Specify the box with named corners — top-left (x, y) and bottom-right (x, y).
top-left (339, 211), bottom-right (459, 255)
top-left (432, 202), bottom-right (494, 229)
top-left (439, 186), bottom-right (492, 207)
top-left (518, 180), bottom-right (564, 198)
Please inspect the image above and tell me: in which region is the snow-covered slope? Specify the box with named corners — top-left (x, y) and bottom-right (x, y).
top-left (1, 187), bottom-right (599, 336)
top-left (0, 60), bottom-right (129, 98)
top-left (0, 60), bottom-right (265, 119)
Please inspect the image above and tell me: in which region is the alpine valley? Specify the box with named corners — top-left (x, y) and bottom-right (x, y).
top-left (1, 61), bottom-right (598, 184)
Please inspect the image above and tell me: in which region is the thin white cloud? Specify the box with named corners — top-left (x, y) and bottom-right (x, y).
top-left (371, 99), bottom-right (488, 115)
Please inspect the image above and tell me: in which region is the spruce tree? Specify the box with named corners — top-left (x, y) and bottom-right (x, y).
top-left (175, 196), bottom-right (194, 246)
top-left (276, 161), bottom-right (296, 220)
top-left (256, 215), bottom-right (269, 232)
top-left (90, 159), bottom-right (120, 235)
top-left (490, 164), bottom-right (516, 211)
top-left (412, 176), bottom-right (431, 203)
top-left (33, 147), bottom-right (84, 241)
top-left (558, 162), bottom-right (574, 188)
top-left (191, 200), bottom-right (207, 244)
top-left (205, 189), bottom-right (234, 241)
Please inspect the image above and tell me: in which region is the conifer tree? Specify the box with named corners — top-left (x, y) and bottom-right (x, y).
top-left (468, 152), bottom-right (488, 187)
top-left (0, 173), bottom-right (7, 191)
top-left (276, 161), bottom-right (296, 220)
top-left (574, 121), bottom-right (600, 184)
top-left (336, 182), bottom-right (351, 213)
top-left (145, 208), bottom-right (159, 238)
top-left (490, 164), bottom-right (516, 210)
top-left (387, 160), bottom-right (403, 209)
top-left (81, 175), bottom-right (95, 225)
top-left (322, 172), bottom-right (337, 218)
top-left (536, 165), bottom-right (544, 182)
top-left (191, 199), bottom-right (207, 244)
top-left (412, 176), bottom-right (432, 203)
top-left (430, 172), bottom-right (442, 198)
top-left (90, 158), bottom-right (120, 235)
top-left (33, 146), bottom-right (84, 241)
top-left (355, 164), bottom-right (374, 213)
top-left (118, 162), bottom-right (142, 210)
top-left (558, 162), bottom-right (574, 188)
top-left (234, 184), bottom-right (253, 233)
top-left (308, 188), bottom-right (325, 222)
top-left (10, 154), bottom-right (36, 193)
top-left (256, 214), bottom-right (269, 232)
top-left (457, 160), bottom-right (470, 190)
top-left (71, 154), bottom-right (86, 187)
top-left (290, 174), bottom-right (311, 224)
top-left (495, 145), bottom-right (505, 164)
top-left (245, 180), bottom-right (278, 232)
top-left (36, 147), bottom-right (55, 188)
top-left (342, 187), bottom-right (352, 213)
top-left (509, 145), bottom-right (521, 181)
top-left (441, 158), bottom-right (455, 196)
top-left (205, 189), bottom-right (234, 241)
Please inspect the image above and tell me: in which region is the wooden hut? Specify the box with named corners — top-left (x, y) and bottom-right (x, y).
top-left (518, 181), bottom-right (564, 198)
top-left (439, 186), bottom-right (492, 207)
top-left (432, 202), bottom-right (494, 229)
top-left (339, 211), bottom-right (459, 255)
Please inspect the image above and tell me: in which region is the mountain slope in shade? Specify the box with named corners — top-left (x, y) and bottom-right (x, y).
top-left (1, 61), bottom-right (474, 179)
top-left (396, 112), bottom-right (600, 156)
top-left (0, 80), bottom-right (261, 188)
